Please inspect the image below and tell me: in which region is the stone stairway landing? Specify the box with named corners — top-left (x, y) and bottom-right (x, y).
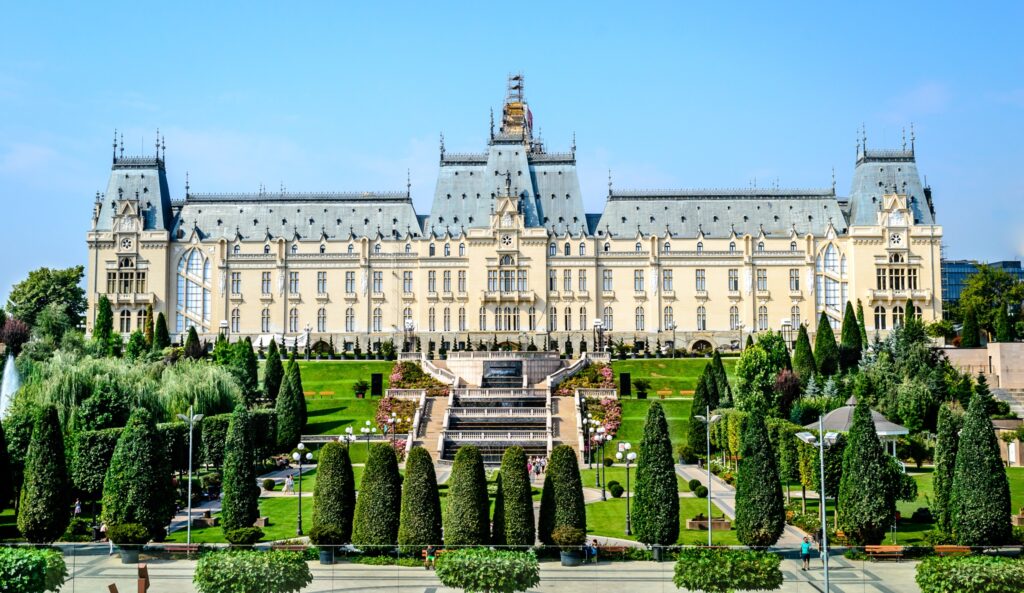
top-left (414, 395), bottom-right (450, 462)
top-left (551, 394), bottom-right (580, 459)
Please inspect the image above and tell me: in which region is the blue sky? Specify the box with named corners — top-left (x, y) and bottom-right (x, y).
top-left (1, 1), bottom-right (1022, 300)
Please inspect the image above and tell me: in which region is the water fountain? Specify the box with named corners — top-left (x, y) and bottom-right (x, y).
top-left (0, 352), bottom-right (20, 417)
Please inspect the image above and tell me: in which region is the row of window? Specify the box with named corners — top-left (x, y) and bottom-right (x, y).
top-left (876, 254), bottom-right (919, 290)
top-left (872, 304), bottom-right (922, 330)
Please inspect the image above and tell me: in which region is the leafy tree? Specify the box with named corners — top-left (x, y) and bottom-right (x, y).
top-left (263, 339), bottom-right (284, 402)
top-left (734, 344), bottom-right (777, 413)
top-left (837, 402), bottom-right (896, 545)
top-left (673, 548), bottom-right (783, 593)
top-left (397, 446), bottom-right (441, 549)
top-left (17, 406), bottom-right (71, 543)
top-left (950, 392), bottom-right (1012, 546)
top-left (994, 305), bottom-right (1014, 342)
top-left (93, 295), bottom-right (114, 355)
top-left (152, 312), bottom-right (170, 351)
top-left (34, 301), bottom-right (73, 345)
top-left (814, 312), bottom-right (840, 377)
top-left (960, 305), bottom-right (980, 348)
top-left (352, 443), bottom-right (402, 549)
top-left (275, 365), bottom-right (304, 451)
top-left (313, 442), bottom-right (357, 544)
top-left (839, 302), bottom-right (862, 372)
top-left (773, 369), bottom-right (801, 420)
top-left (184, 326), bottom-right (204, 359)
top-left (212, 334), bottom-right (233, 365)
top-left (434, 548), bottom-right (541, 593)
top-left (221, 406), bottom-right (259, 533)
top-left (6, 266), bottom-right (86, 328)
top-left (444, 445), bottom-right (490, 546)
top-left (932, 405), bottom-right (961, 535)
top-left (957, 264), bottom-right (1024, 337)
top-left (143, 304), bottom-right (154, 347)
top-left (124, 330), bottom-right (148, 360)
top-left (632, 402), bottom-right (679, 545)
top-left (856, 299), bottom-right (868, 348)
top-left (792, 324), bottom-right (816, 383)
top-left (102, 408), bottom-right (175, 540)
top-left (498, 446), bottom-right (535, 548)
top-left (734, 408), bottom-right (785, 546)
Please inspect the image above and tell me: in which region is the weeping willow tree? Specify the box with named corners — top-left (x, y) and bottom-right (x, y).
top-left (155, 361), bottom-right (242, 420)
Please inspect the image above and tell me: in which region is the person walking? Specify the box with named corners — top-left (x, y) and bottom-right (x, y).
top-left (800, 537), bottom-right (811, 571)
top-left (424, 544), bottom-right (436, 570)
top-left (73, 499), bottom-right (82, 518)
top-left (284, 474), bottom-right (294, 494)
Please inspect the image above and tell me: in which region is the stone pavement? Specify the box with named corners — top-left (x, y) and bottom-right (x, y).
top-left (59, 547), bottom-right (922, 592)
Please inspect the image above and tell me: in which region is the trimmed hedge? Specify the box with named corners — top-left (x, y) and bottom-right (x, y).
top-left (498, 446), bottom-right (536, 548)
top-left (632, 402), bottom-right (679, 545)
top-left (201, 414), bottom-right (230, 468)
top-left (537, 444), bottom-right (585, 545)
top-left (444, 445), bottom-right (490, 546)
top-left (352, 443), bottom-right (402, 550)
top-left (435, 548), bottom-right (540, 593)
top-left (71, 427), bottom-right (121, 499)
top-left (314, 442), bottom-right (357, 544)
top-left (193, 550), bottom-right (312, 593)
top-left (673, 548), bottom-right (783, 593)
top-left (18, 405), bottom-right (71, 543)
top-left (221, 405), bottom-right (259, 533)
top-left (916, 555), bottom-right (1024, 593)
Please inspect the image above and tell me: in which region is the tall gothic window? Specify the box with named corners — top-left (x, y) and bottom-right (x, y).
top-left (874, 306), bottom-right (887, 330)
top-left (373, 308), bottom-right (383, 332)
top-left (891, 305), bottom-right (905, 328)
top-left (791, 306), bottom-right (801, 327)
top-left (634, 307), bottom-right (645, 331)
top-left (119, 310), bottom-right (132, 333)
top-left (603, 306), bottom-right (613, 330)
top-left (663, 306), bottom-right (674, 328)
top-left (231, 308), bottom-right (240, 333)
top-left (288, 307), bottom-right (299, 332)
top-left (261, 308), bottom-right (270, 332)
top-left (345, 308), bottom-right (355, 332)
top-left (479, 307), bottom-right (487, 331)
top-left (758, 306), bottom-right (768, 331)
top-left (729, 306), bottom-right (739, 330)
top-left (579, 307), bottom-right (587, 329)
top-left (176, 249), bottom-right (210, 333)
top-left (696, 306), bottom-right (706, 331)
top-left (317, 308), bottom-right (326, 332)
top-left (548, 307), bottom-right (557, 332)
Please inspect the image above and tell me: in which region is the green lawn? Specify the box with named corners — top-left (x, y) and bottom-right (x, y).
top-left (0, 508), bottom-right (20, 542)
top-left (1009, 467), bottom-right (1024, 512)
top-left (586, 497), bottom-right (739, 545)
top-left (581, 466), bottom-right (689, 492)
top-left (285, 361), bottom-right (394, 438)
top-left (294, 361), bottom-right (394, 396)
top-left (611, 358), bottom-right (736, 396)
top-left (166, 497), bottom-right (312, 543)
top-left (611, 399), bottom-right (692, 455)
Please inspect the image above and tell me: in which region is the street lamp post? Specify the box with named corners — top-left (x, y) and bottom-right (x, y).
top-left (616, 443), bottom-right (636, 535)
top-left (292, 442), bottom-right (313, 535)
top-left (694, 407), bottom-right (722, 546)
top-left (666, 322), bottom-right (676, 358)
top-left (175, 406), bottom-right (204, 550)
top-left (796, 418), bottom-right (839, 593)
top-left (360, 420), bottom-right (377, 453)
top-left (595, 426), bottom-right (606, 497)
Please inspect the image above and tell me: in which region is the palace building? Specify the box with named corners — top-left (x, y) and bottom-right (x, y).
top-left (85, 76), bottom-right (943, 352)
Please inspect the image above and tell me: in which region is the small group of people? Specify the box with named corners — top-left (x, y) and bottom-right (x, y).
top-left (281, 474), bottom-right (295, 493)
top-left (800, 536), bottom-right (824, 571)
top-left (527, 456), bottom-right (547, 480)
top-left (582, 539), bottom-right (600, 563)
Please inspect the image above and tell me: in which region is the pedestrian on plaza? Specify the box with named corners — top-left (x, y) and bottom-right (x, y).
top-left (424, 544), bottom-right (436, 570)
top-left (73, 499), bottom-right (82, 517)
top-left (284, 474), bottom-right (294, 493)
top-left (801, 537), bottom-right (811, 571)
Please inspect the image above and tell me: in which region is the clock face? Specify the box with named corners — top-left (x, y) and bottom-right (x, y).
top-left (501, 235), bottom-right (513, 246)
top-left (120, 238), bottom-right (133, 250)
top-left (889, 233), bottom-right (902, 246)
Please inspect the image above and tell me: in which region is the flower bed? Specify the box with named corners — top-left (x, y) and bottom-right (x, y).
top-left (388, 361), bottom-right (449, 397)
top-left (375, 396), bottom-right (417, 434)
top-left (554, 362), bottom-right (614, 397)
top-left (586, 396), bottom-right (622, 438)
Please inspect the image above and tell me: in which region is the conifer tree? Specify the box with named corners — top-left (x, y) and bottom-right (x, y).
top-left (221, 405), bottom-right (259, 534)
top-left (537, 473), bottom-right (556, 545)
top-left (547, 444), bottom-right (586, 533)
top-left (17, 405), bottom-right (71, 543)
top-left (632, 402), bottom-right (679, 545)
top-left (734, 408), bottom-right (785, 546)
top-left (94, 295), bottom-right (114, 355)
top-left (263, 339), bottom-right (284, 403)
top-left (837, 402), bottom-right (896, 545)
top-left (444, 445), bottom-right (490, 546)
top-left (491, 473), bottom-right (506, 546)
top-left (960, 305), bottom-right (981, 348)
top-left (703, 362), bottom-right (721, 410)
top-left (397, 446), bottom-right (441, 549)
top-left (184, 326), bottom-right (203, 359)
top-left (745, 334), bottom-right (754, 349)
top-left (813, 312), bottom-right (839, 377)
top-left (711, 350), bottom-right (733, 407)
top-left (275, 367), bottom-right (304, 451)
top-left (497, 446), bottom-right (535, 548)
top-left (792, 324), bottom-right (817, 383)
top-left (352, 443), bottom-right (402, 549)
top-left (856, 299), bottom-right (868, 349)
top-left (143, 304), bottom-right (154, 348)
top-left (932, 404), bottom-right (961, 534)
top-left (688, 371), bottom-right (712, 456)
top-left (994, 305), bottom-right (1013, 343)
top-left (285, 355), bottom-right (307, 426)
top-left (232, 338), bottom-right (259, 404)
top-left (950, 392), bottom-right (1012, 545)
top-left (839, 302), bottom-right (862, 372)
top-left (152, 312), bottom-right (171, 351)
top-left (314, 442), bottom-right (357, 543)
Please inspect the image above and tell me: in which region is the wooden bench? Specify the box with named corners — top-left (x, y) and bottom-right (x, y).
top-left (865, 545), bottom-right (904, 561)
top-left (934, 545), bottom-right (971, 556)
top-left (253, 517), bottom-right (271, 528)
top-left (833, 530), bottom-right (849, 545)
top-left (271, 544), bottom-right (307, 552)
top-left (421, 549), bottom-right (448, 559)
top-left (162, 543), bottom-right (199, 555)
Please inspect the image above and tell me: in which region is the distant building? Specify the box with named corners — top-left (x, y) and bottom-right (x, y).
top-left (941, 259), bottom-right (1024, 304)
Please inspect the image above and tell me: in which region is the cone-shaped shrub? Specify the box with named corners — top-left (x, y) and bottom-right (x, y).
top-left (539, 444), bottom-right (586, 541)
top-left (398, 446), bottom-right (441, 550)
top-left (839, 302), bottom-right (862, 373)
top-left (960, 306), bottom-right (980, 348)
top-left (491, 473), bottom-right (506, 546)
top-left (951, 392), bottom-right (1012, 545)
top-left (444, 445), bottom-right (490, 546)
top-left (688, 372), bottom-right (712, 456)
top-left (263, 339), bottom-right (284, 403)
top-left (313, 441), bottom-right (356, 544)
top-left (94, 295), bottom-right (113, 355)
top-left (814, 312), bottom-right (839, 377)
top-left (837, 402), bottom-right (896, 545)
top-left (184, 326), bottom-right (203, 359)
top-left (221, 405), bottom-right (259, 533)
top-left (102, 407), bottom-right (175, 540)
top-left (275, 364), bottom-right (304, 451)
top-left (234, 339), bottom-right (259, 404)
top-left (17, 405), bottom-right (71, 542)
top-left (352, 443), bottom-right (401, 550)
top-left (285, 355), bottom-right (307, 426)
top-left (995, 305), bottom-right (1014, 342)
top-left (734, 408), bottom-right (785, 546)
top-left (152, 312), bottom-right (170, 351)
top-left (537, 473), bottom-right (556, 545)
top-left (498, 446), bottom-right (535, 548)
top-left (633, 402), bottom-right (679, 545)
top-left (932, 404), bottom-right (961, 535)
top-left (712, 350), bottom-right (733, 407)
top-left (792, 324), bottom-right (816, 382)
top-left (856, 299), bottom-right (868, 348)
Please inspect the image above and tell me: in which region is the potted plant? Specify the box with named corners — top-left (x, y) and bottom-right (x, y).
top-left (634, 379), bottom-right (651, 400)
top-left (309, 525), bottom-right (345, 564)
top-left (108, 523), bottom-right (149, 564)
top-left (552, 525), bottom-right (587, 567)
top-left (353, 380), bottom-right (369, 399)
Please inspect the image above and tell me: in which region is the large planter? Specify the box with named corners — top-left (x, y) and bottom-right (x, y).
top-left (559, 550), bottom-right (584, 567)
top-left (318, 548), bottom-right (334, 565)
top-left (119, 548), bottom-right (140, 564)
top-left (651, 545), bottom-right (664, 562)
top-left (637, 392), bottom-right (648, 400)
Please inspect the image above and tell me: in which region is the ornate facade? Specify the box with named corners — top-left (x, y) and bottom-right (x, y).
top-left (86, 77), bottom-right (943, 351)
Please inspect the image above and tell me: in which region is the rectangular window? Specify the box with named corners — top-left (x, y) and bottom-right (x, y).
top-left (517, 270), bottom-right (527, 292)
top-left (229, 272), bottom-right (241, 295)
top-left (563, 270), bottom-right (572, 292)
top-left (549, 270), bottom-right (557, 292)
top-left (889, 268), bottom-right (905, 291)
top-left (634, 270), bottom-right (644, 292)
top-left (663, 269), bottom-right (673, 291)
top-left (403, 271), bottom-right (413, 293)
top-left (487, 270), bottom-right (497, 292)
top-left (261, 272), bottom-right (272, 294)
top-left (756, 269), bottom-right (767, 291)
top-left (428, 271), bottom-right (437, 293)
top-left (548, 308), bottom-right (557, 331)
top-left (728, 269), bottom-right (739, 292)
top-left (372, 271), bottom-right (383, 293)
top-left (443, 271), bottom-right (451, 293)
top-left (135, 272), bottom-right (147, 293)
top-left (107, 272), bottom-right (117, 294)
top-left (876, 268), bottom-right (886, 290)
top-left (345, 271), bottom-right (355, 294)
top-left (825, 277), bottom-right (839, 309)
top-left (288, 272), bottom-right (299, 294)
top-left (908, 268), bottom-right (918, 290)
top-left (564, 308), bottom-right (571, 331)
top-left (501, 270), bottom-right (514, 293)
top-left (578, 270), bottom-right (587, 292)
top-left (119, 272), bottom-right (133, 294)
top-left (789, 269), bottom-right (799, 292)
top-left (317, 271), bottom-right (327, 294)
top-left (695, 269), bottom-right (705, 291)
top-left (603, 270), bottom-right (613, 292)
top-left (458, 271), bottom-right (466, 293)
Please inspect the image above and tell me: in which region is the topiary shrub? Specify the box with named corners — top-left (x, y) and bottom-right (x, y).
top-left (262, 478), bottom-right (276, 492)
top-left (352, 443), bottom-right (402, 551)
top-left (734, 409), bottom-right (785, 547)
top-left (434, 548), bottom-right (540, 593)
top-left (603, 457), bottom-right (614, 467)
top-left (17, 405), bottom-right (71, 543)
top-left (225, 527), bottom-right (264, 546)
top-left (497, 446), bottom-right (536, 549)
top-left (694, 485), bottom-right (709, 499)
top-left (673, 548), bottom-right (783, 593)
top-left (221, 406), bottom-right (259, 535)
top-left (688, 478), bottom-right (702, 492)
top-left (551, 525), bottom-right (587, 550)
top-left (537, 445), bottom-right (586, 545)
top-left (609, 483), bottom-right (625, 498)
top-left (916, 555), bottom-right (1024, 593)
top-left (309, 524), bottom-right (346, 546)
top-left (313, 442), bottom-right (356, 545)
top-left (193, 550), bottom-right (313, 593)
top-left (444, 445), bottom-right (490, 546)
top-left (108, 523), bottom-right (150, 546)
top-left (633, 402), bottom-right (679, 546)
top-left (606, 480), bottom-right (620, 490)
top-left (398, 446), bottom-right (442, 551)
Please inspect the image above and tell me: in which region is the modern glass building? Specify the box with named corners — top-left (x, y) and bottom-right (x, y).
top-left (941, 259), bottom-right (1024, 303)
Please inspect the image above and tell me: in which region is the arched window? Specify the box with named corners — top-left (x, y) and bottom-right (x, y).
top-left (443, 307), bottom-right (451, 332)
top-left (697, 306), bottom-right (706, 331)
top-left (729, 306), bottom-right (739, 330)
top-left (479, 307), bottom-right (487, 331)
top-left (231, 308), bottom-right (240, 333)
top-left (635, 306), bottom-right (645, 331)
top-left (603, 242), bottom-right (610, 252)
top-left (288, 307), bottom-right (299, 332)
top-left (405, 243), bottom-right (412, 254)
top-left (663, 242), bottom-right (671, 253)
top-left (729, 241), bottom-right (736, 253)
top-left (696, 242), bottom-right (703, 253)
top-left (513, 307), bottom-right (520, 331)
top-left (505, 307), bottom-right (513, 331)
top-left (429, 243), bottom-right (435, 256)
top-left (603, 306), bottom-right (614, 331)
top-left (579, 243), bottom-right (586, 256)
top-left (345, 307), bottom-right (355, 332)
top-left (914, 305), bottom-right (922, 320)
top-left (374, 244), bottom-right (382, 254)
top-left (874, 306), bottom-right (887, 330)
top-left (317, 308), bottom-right (326, 332)
top-left (373, 307), bottom-right (383, 332)
top-left (549, 243), bottom-right (557, 256)
top-left (757, 241), bottom-right (765, 252)
top-left (319, 244), bottom-right (326, 254)
top-left (176, 249), bottom-right (211, 333)
top-left (580, 307), bottom-right (587, 329)
top-left (825, 244), bottom-right (838, 271)
top-left (889, 253), bottom-right (904, 264)
top-left (564, 307), bottom-right (572, 331)
top-left (443, 243), bottom-right (450, 257)
top-left (458, 307), bottom-right (466, 331)
top-left (635, 242), bottom-right (642, 253)
top-left (664, 306), bottom-right (674, 328)
top-left (791, 306), bottom-right (801, 327)
top-left (500, 254), bottom-right (514, 265)
top-left (840, 255), bottom-right (848, 277)
top-left (264, 244), bottom-right (271, 254)
top-left (403, 307), bottom-right (413, 328)
top-left (136, 310), bottom-right (146, 331)
top-left (348, 244), bottom-right (354, 254)
top-left (790, 241), bottom-right (797, 252)
top-left (459, 243), bottom-right (465, 256)
top-left (291, 244), bottom-right (298, 254)
top-left (119, 309), bottom-right (132, 333)
top-left (564, 243), bottom-right (571, 256)
top-left (233, 244), bottom-right (240, 255)
top-left (261, 308), bottom-right (270, 332)
top-left (548, 307), bottom-right (557, 331)
top-left (892, 305), bottom-right (904, 328)
top-left (758, 306), bottom-right (768, 331)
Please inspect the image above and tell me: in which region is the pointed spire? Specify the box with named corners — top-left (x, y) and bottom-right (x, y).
top-left (571, 131), bottom-right (576, 156)
top-left (831, 167), bottom-right (836, 193)
top-left (489, 108), bottom-right (495, 140)
top-left (161, 134), bottom-right (166, 163)
top-left (112, 129), bottom-right (118, 163)
top-left (155, 129), bottom-right (161, 159)
top-left (406, 168), bottom-right (411, 198)
top-left (185, 171), bottom-right (190, 197)
top-left (902, 127), bottom-right (907, 151)
top-left (910, 122), bottom-right (916, 153)
top-left (439, 132), bottom-right (445, 160)
top-left (608, 169), bottom-right (613, 197)
top-left (861, 123), bottom-right (867, 151)
top-left (120, 133), bottom-right (124, 159)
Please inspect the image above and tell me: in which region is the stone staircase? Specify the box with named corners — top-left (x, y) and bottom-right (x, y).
top-left (994, 388), bottom-right (1024, 417)
top-left (550, 394), bottom-right (579, 458)
top-left (414, 394), bottom-right (450, 459)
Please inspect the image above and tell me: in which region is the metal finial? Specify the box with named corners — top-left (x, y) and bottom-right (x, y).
top-left (439, 132), bottom-right (445, 158)
top-left (910, 123), bottom-right (916, 152)
top-left (161, 134), bottom-right (166, 161)
top-left (185, 171), bottom-right (190, 196)
top-left (831, 167), bottom-right (836, 192)
top-left (120, 133), bottom-right (124, 158)
top-left (406, 168), bottom-right (411, 198)
top-left (861, 123), bottom-right (867, 151)
top-left (608, 169), bottom-right (612, 197)
top-left (571, 131), bottom-right (576, 155)
top-left (489, 108), bottom-right (494, 139)
top-left (155, 128), bottom-right (160, 158)
top-left (112, 129), bottom-right (118, 163)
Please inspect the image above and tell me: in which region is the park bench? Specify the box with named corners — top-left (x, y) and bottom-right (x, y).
top-left (421, 548), bottom-right (448, 560)
top-left (162, 543), bottom-right (199, 556)
top-left (934, 545), bottom-right (971, 556)
top-left (271, 544), bottom-right (307, 552)
top-left (864, 545), bottom-right (904, 561)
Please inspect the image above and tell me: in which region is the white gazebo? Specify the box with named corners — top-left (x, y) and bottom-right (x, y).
top-left (805, 401), bottom-right (908, 456)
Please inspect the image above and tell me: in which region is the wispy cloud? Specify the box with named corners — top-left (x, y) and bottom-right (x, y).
top-left (881, 81), bottom-right (952, 124)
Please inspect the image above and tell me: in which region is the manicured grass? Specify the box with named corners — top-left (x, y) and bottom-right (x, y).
top-left (0, 508), bottom-right (20, 542)
top-left (294, 361), bottom-right (394, 396)
top-left (289, 360), bottom-right (394, 437)
top-left (586, 497), bottom-right (739, 545)
top-left (580, 466), bottom-right (689, 492)
top-left (611, 358), bottom-right (736, 396)
top-left (613, 399), bottom-right (692, 455)
top-left (897, 468), bottom-right (934, 518)
top-left (165, 497), bottom-right (312, 543)
top-left (1009, 467), bottom-right (1024, 512)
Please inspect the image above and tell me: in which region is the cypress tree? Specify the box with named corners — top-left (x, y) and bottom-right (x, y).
top-left (285, 355), bottom-right (307, 426)
top-left (275, 366), bottom-right (304, 451)
top-left (702, 362), bottom-right (721, 411)
top-left (632, 402), bottom-right (679, 545)
top-left (688, 371), bottom-right (712, 456)
top-left (352, 443), bottom-right (402, 550)
top-left (792, 324), bottom-right (816, 383)
top-left (184, 326), bottom-right (203, 359)
top-left (856, 299), bottom-right (868, 348)
top-left (745, 334), bottom-right (754, 349)
top-left (497, 446), bottom-right (535, 548)
top-left (102, 408), bottom-right (175, 540)
top-left (837, 402), bottom-right (896, 545)
top-left (547, 444), bottom-right (586, 534)
top-left (960, 305), bottom-right (980, 348)
top-left (734, 408), bottom-right (785, 546)
top-left (839, 302), bottom-right (862, 372)
top-left (232, 338), bottom-right (259, 404)
top-left (397, 446), bottom-right (441, 549)
top-left (491, 473), bottom-right (506, 546)
top-left (17, 406), bottom-right (71, 543)
top-left (813, 312), bottom-right (839, 377)
top-left (932, 404), bottom-right (961, 534)
top-left (143, 304), bottom-right (154, 348)
top-left (263, 339), bottom-right (284, 403)
top-left (950, 392), bottom-right (1012, 545)
top-left (221, 405), bottom-right (259, 533)
top-left (314, 441), bottom-right (357, 544)
top-left (537, 473), bottom-right (556, 545)
top-left (444, 445), bottom-right (490, 546)
top-left (995, 305), bottom-right (1013, 343)
top-left (712, 350), bottom-right (733, 407)
top-left (152, 312), bottom-right (170, 351)
top-left (94, 295), bottom-right (114, 355)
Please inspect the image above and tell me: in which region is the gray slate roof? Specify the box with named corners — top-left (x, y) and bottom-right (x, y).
top-left (95, 157), bottom-right (174, 232)
top-left (806, 405), bottom-right (908, 437)
top-left (848, 149), bottom-right (935, 226)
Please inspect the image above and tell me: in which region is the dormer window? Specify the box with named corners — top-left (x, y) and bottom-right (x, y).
top-left (579, 243), bottom-right (586, 256)
top-left (233, 245), bottom-right (240, 255)
top-left (564, 243), bottom-right (570, 256)
top-left (444, 244), bottom-right (451, 257)
top-left (429, 243), bottom-right (435, 256)
top-left (291, 244), bottom-right (298, 254)
top-left (604, 242), bottom-right (610, 252)
top-left (264, 245), bottom-right (270, 254)
top-left (348, 244), bottom-right (355, 254)
top-left (459, 243), bottom-right (465, 256)
top-left (663, 242), bottom-right (671, 253)
top-left (729, 242), bottom-right (736, 253)
top-left (790, 241), bottom-right (797, 252)
top-left (549, 243), bottom-right (556, 256)
top-left (635, 243), bottom-right (642, 253)
top-left (696, 242), bottom-right (703, 253)
top-left (374, 244), bottom-right (382, 254)
top-left (405, 244), bottom-right (412, 253)
top-left (320, 244), bottom-right (326, 254)
top-left (757, 242), bottom-right (765, 252)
